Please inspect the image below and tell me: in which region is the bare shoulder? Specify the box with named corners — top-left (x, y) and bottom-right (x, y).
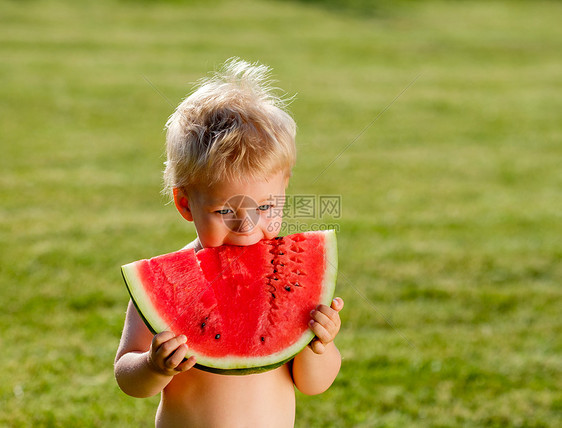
top-left (182, 238), bottom-right (202, 252)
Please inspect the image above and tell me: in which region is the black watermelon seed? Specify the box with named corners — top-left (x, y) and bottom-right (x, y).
top-left (294, 282), bottom-right (300, 287)
top-left (284, 286), bottom-right (291, 291)
top-left (271, 293), bottom-right (276, 299)
top-left (279, 251), bottom-right (284, 255)
top-left (215, 334), bottom-right (221, 339)
top-left (261, 336), bottom-right (265, 342)
top-left (273, 277), bottom-right (278, 281)
top-left (201, 322), bottom-right (206, 328)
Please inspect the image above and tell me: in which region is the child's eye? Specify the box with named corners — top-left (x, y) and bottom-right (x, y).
top-left (257, 204), bottom-right (271, 211)
top-left (215, 209), bottom-right (233, 215)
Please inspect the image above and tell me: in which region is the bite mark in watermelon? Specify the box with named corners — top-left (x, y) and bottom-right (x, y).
top-left (121, 230), bottom-right (337, 374)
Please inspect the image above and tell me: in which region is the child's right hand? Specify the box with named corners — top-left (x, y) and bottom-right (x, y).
top-left (146, 331), bottom-right (197, 376)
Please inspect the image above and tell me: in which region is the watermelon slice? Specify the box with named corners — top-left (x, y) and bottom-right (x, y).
top-left (121, 230), bottom-right (337, 374)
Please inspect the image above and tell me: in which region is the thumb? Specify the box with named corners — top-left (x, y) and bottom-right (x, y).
top-left (331, 297), bottom-right (344, 312)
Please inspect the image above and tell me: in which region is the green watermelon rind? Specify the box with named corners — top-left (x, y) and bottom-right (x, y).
top-left (121, 229), bottom-right (338, 375)
top-left (122, 264), bottom-right (170, 334)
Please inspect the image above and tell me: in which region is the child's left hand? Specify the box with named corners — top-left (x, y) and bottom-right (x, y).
top-left (308, 297), bottom-right (344, 354)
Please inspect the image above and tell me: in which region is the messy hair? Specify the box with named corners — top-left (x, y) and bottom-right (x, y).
top-left (163, 58), bottom-right (297, 197)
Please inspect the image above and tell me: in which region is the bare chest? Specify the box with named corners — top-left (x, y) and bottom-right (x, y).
top-left (156, 365), bottom-right (296, 428)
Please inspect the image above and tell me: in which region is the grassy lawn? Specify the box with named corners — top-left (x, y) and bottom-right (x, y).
top-left (1, 0), bottom-right (561, 426)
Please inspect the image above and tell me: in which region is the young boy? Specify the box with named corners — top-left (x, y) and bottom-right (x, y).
top-left (114, 58), bottom-right (344, 428)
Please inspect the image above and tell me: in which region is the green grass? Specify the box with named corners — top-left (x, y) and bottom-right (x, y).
top-left (1, 0), bottom-right (561, 426)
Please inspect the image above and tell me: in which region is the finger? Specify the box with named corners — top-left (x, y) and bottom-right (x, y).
top-left (312, 305), bottom-right (341, 331)
top-left (165, 344), bottom-right (188, 369)
top-left (155, 335), bottom-right (187, 360)
top-left (176, 355), bottom-right (197, 372)
top-left (309, 339), bottom-right (326, 354)
top-left (310, 308), bottom-right (335, 331)
top-left (309, 319), bottom-right (333, 344)
top-left (152, 331), bottom-right (175, 350)
top-left (331, 297), bottom-right (344, 312)
top-left (315, 303), bottom-right (341, 320)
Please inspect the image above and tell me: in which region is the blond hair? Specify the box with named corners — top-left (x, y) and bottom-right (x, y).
top-left (163, 58), bottom-right (297, 197)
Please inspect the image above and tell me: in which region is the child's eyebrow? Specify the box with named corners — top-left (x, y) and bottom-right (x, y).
top-left (205, 197), bottom-right (227, 206)
top-left (206, 194), bottom-right (279, 208)
top-left (257, 194), bottom-right (279, 204)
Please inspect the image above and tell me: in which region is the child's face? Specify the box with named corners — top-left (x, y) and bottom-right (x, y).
top-left (174, 172), bottom-right (289, 248)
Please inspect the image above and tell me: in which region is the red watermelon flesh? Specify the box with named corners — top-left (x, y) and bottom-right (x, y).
top-left (121, 230), bottom-right (337, 374)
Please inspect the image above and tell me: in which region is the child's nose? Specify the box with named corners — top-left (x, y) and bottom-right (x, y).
top-left (232, 209), bottom-right (258, 234)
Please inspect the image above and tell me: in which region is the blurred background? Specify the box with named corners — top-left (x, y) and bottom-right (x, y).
top-left (1, 0), bottom-right (561, 426)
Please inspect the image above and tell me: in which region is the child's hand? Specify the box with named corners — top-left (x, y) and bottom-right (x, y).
top-left (146, 331), bottom-right (197, 376)
top-left (308, 297), bottom-right (344, 354)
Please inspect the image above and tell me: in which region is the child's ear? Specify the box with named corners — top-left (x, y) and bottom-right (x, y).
top-left (173, 187), bottom-right (193, 222)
